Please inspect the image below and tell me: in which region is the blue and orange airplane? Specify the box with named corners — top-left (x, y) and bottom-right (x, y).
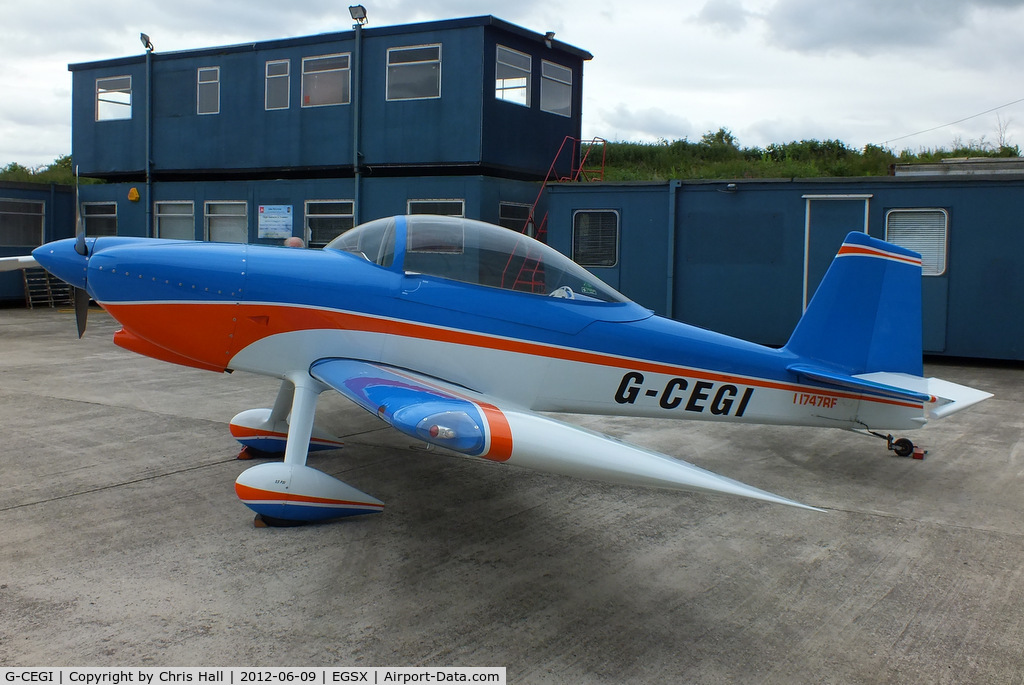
top-left (4, 215), bottom-right (990, 524)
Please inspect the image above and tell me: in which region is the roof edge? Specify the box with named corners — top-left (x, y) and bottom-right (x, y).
top-left (69, 15), bottom-right (591, 72)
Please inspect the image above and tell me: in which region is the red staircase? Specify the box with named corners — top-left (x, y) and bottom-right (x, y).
top-left (505, 136), bottom-right (607, 292)
top-left (524, 136), bottom-right (607, 241)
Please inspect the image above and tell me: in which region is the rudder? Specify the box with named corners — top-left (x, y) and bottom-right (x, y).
top-left (784, 232), bottom-right (923, 376)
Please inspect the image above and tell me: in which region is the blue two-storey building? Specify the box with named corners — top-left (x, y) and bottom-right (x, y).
top-left (68, 15), bottom-right (590, 246)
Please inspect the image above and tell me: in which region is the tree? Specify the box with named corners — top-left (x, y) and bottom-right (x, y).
top-left (0, 155), bottom-right (97, 185)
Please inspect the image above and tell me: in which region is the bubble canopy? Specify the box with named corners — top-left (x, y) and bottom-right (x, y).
top-left (325, 215), bottom-right (629, 303)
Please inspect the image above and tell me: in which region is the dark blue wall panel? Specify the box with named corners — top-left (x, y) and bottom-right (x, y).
top-left (76, 175), bottom-right (540, 246)
top-left (0, 183), bottom-right (76, 301)
top-left (546, 176), bottom-right (1024, 361)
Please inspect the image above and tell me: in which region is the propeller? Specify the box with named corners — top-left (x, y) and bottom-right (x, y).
top-left (72, 164), bottom-right (89, 337)
top-left (74, 286), bottom-right (89, 338)
top-left (74, 227), bottom-right (87, 256)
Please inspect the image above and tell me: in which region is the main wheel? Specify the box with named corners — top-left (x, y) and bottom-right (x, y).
top-left (254, 513), bottom-right (307, 528)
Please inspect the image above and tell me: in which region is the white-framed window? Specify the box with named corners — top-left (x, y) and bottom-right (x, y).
top-left (96, 76), bottom-right (132, 121)
top-left (265, 59), bottom-right (290, 110)
top-left (305, 200), bottom-right (354, 247)
top-left (498, 202), bottom-right (533, 235)
top-left (407, 199), bottom-right (464, 217)
top-left (885, 208), bottom-right (949, 276)
top-left (496, 45), bottom-right (531, 107)
top-left (0, 199), bottom-right (45, 246)
top-left (204, 201), bottom-right (247, 243)
top-left (82, 202), bottom-right (118, 237)
top-left (572, 210), bottom-right (618, 267)
top-left (387, 44), bottom-right (441, 101)
top-left (302, 53), bottom-right (350, 107)
top-left (155, 201), bottom-right (195, 240)
top-left (540, 61), bottom-right (572, 117)
top-left (197, 67), bottom-right (220, 115)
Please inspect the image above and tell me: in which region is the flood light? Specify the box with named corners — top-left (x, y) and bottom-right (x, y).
top-left (349, 5), bottom-right (368, 25)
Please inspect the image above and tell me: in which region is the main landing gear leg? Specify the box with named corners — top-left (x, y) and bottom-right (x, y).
top-left (236, 379), bottom-right (294, 459)
top-left (234, 373), bottom-right (384, 527)
top-left (232, 378), bottom-right (345, 458)
top-left (253, 375), bottom-right (324, 528)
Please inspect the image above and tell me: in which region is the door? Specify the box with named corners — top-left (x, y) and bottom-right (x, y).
top-left (802, 194), bottom-right (872, 310)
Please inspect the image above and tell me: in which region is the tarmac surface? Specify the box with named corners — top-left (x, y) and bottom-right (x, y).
top-left (2, 307), bottom-right (1023, 683)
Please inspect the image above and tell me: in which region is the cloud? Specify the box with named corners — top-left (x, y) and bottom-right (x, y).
top-left (591, 103), bottom-right (695, 142)
top-left (694, 0), bottom-right (756, 32)
top-left (760, 0), bottom-right (1024, 58)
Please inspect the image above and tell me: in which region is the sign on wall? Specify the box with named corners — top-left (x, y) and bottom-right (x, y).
top-left (258, 205), bottom-right (294, 239)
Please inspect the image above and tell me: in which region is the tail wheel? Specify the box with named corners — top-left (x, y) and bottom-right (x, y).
top-left (892, 437), bottom-right (915, 457)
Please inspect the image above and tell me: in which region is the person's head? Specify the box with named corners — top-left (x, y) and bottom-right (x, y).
top-left (284, 236), bottom-right (305, 248)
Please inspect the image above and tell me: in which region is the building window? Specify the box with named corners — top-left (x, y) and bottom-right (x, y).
top-left (305, 200), bottom-right (354, 247)
top-left (155, 201), bottom-right (195, 240)
top-left (197, 67), bottom-right (220, 115)
top-left (265, 60), bottom-right (290, 110)
top-left (408, 199), bottom-right (464, 217)
top-left (885, 208), bottom-right (948, 276)
top-left (0, 199), bottom-right (44, 246)
top-left (572, 210), bottom-right (618, 267)
top-left (205, 201), bottom-right (247, 243)
top-left (496, 46), bottom-right (531, 107)
top-left (540, 61), bottom-right (572, 117)
top-left (302, 54), bottom-right (350, 107)
top-left (387, 45), bottom-right (441, 101)
top-left (96, 76), bottom-right (132, 121)
top-left (82, 202), bottom-right (117, 237)
top-left (498, 202), bottom-right (533, 235)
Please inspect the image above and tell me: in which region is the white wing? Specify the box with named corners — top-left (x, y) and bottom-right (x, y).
top-left (0, 255), bottom-right (38, 272)
top-left (311, 358), bottom-right (821, 512)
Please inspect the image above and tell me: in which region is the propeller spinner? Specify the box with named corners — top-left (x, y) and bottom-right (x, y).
top-left (32, 237), bottom-right (92, 337)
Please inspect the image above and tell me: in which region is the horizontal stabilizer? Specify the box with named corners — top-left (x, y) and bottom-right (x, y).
top-left (788, 363), bottom-right (935, 404)
top-left (789, 362), bottom-right (992, 420)
top-left (855, 372), bottom-right (993, 420)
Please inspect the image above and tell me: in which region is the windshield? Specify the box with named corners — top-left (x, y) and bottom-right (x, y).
top-left (326, 215), bottom-right (628, 303)
top-left (326, 216), bottom-right (396, 267)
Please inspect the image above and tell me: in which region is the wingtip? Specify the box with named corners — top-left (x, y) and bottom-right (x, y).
top-left (779, 499), bottom-right (827, 513)
top-left (0, 255), bottom-right (38, 272)
top-left (723, 483), bottom-right (825, 513)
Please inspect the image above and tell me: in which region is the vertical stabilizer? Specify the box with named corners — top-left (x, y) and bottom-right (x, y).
top-left (784, 232), bottom-right (923, 376)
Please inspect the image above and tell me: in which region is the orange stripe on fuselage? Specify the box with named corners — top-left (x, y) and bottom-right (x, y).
top-left (102, 300), bottom-right (924, 411)
top-left (113, 327), bottom-right (228, 372)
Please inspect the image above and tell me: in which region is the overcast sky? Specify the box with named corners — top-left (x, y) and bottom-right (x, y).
top-left (2, 0), bottom-right (1023, 167)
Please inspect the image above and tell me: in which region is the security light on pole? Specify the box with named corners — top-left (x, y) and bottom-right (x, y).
top-left (349, 5), bottom-right (368, 26)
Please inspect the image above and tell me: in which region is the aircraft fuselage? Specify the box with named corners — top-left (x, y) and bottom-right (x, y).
top-left (38, 236), bottom-right (926, 433)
